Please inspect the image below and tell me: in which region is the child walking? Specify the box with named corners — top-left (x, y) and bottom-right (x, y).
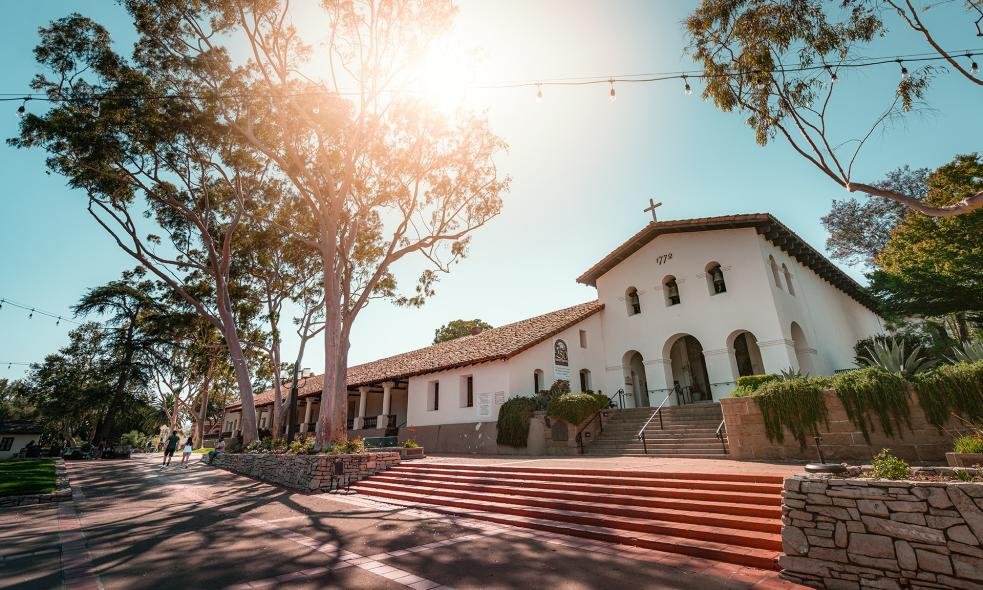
top-left (180, 436), bottom-right (194, 468)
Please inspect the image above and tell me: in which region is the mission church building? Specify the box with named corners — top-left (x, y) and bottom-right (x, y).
top-left (223, 213), bottom-right (883, 450)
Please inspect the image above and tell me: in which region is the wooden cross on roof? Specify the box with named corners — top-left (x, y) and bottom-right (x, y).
top-left (643, 198), bottom-right (662, 222)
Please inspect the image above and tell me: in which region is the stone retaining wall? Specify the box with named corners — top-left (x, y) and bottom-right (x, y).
top-left (780, 474), bottom-right (983, 589)
top-left (0, 458), bottom-right (72, 508)
top-left (722, 391), bottom-right (958, 462)
top-left (211, 451), bottom-right (400, 492)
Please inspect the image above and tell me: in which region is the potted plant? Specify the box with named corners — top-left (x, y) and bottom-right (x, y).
top-left (400, 438), bottom-right (425, 459)
top-left (946, 432), bottom-right (983, 467)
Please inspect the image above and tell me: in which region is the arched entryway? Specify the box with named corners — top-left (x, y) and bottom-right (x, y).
top-left (622, 350), bottom-right (649, 407)
top-left (791, 322), bottom-right (814, 374)
top-left (665, 335), bottom-right (711, 404)
top-left (730, 330), bottom-right (765, 377)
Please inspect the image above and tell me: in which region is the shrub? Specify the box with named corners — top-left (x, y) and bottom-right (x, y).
top-left (120, 430), bottom-right (148, 449)
top-left (402, 439), bottom-right (419, 449)
top-left (732, 374), bottom-right (779, 397)
top-left (751, 378), bottom-right (828, 449)
top-left (913, 361), bottom-right (983, 428)
top-left (288, 435), bottom-right (317, 455)
top-left (948, 340), bottom-right (983, 364)
top-left (854, 333), bottom-right (929, 367)
top-left (954, 435), bottom-right (983, 454)
top-left (857, 338), bottom-right (936, 379)
top-left (496, 396), bottom-right (537, 447)
top-left (344, 436), bottom-right (366, 454)
top-left (832, 367), bottom-right (911, 442)
top-left (546, 392), bottom-right (608, 425)
top-left (867, 449), bottom-right (910, 480)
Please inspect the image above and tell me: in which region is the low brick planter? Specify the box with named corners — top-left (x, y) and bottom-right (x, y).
top-left (946, 453), bottom-right (983, 468)
top-left (780, 474), bottom-right (983, 589)
top-left (210, 451), bottom-right (400, 492)
top-left (0, 458), bottom-right (72, 508)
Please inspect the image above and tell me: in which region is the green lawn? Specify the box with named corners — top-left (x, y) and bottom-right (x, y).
top-left (192, 447), bottom-right (214, 454)
top-left (0, 460), bottom-right (56, 496)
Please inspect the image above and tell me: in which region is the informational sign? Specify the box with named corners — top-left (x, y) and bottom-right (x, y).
top-left (477, 391), bottom-right (492, 418)
top-left (554, 339), bottom-right (570, 381)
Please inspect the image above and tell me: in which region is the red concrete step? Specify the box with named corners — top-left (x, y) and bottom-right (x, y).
top-left (371, 470), bottom-right (779, 506)
top-left (390, 462), bottom-right (784, 484)
top-left (355, 479), bottom-right (781, 533)
top-left (366, 472), bottom-right (780, 518)
top-left (351, 486), bottom-right (780, 570)
top-left (386, 465), bottom-right (783, 494)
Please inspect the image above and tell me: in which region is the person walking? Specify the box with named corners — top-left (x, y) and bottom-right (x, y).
top-left (161, 431), bottom-right (180, 469)
top-left (180, 436), bottom-right (194, 469)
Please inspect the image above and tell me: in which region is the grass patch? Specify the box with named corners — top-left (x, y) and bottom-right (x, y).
top-left (192, 447), bottom-right (214, 454)
top-left (0, 460), bottom-right (56, 496)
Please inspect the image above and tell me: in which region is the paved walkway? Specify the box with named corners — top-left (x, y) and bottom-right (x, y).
top-left (1, 455), bottom-right (805, 589)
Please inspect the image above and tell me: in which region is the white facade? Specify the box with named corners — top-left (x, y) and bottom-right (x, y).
top-left (0, 433), bottom-right (41, 460)
top-left (405, 313), bottom-right (607, 427)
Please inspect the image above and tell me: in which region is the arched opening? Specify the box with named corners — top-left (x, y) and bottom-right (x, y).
top-left (625, 287), bottom-right (641, 316)
top-left (731, 331), bottom-right (765, 377)
top-left (533, 369), bottom-right (544, 393)
top-left (622, 351), bottom-right (649, 407)
top-left (665, 335), bottom-right (711, 404)
top-left (579, 369), bottom-right (592, 392)
top-left (769, 256), bottom-right (782, 289)
top-left (782, 264), bottom-right (795, 295)
top-left (663, 276), bottom-right (681, 306)
top-left (706, 262), bottom-right (727, 295)
top-left (791, 322), bottom-right (813, 374)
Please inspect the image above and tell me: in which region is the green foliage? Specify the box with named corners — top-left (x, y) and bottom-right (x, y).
top-left (912, 361), bottom-right (983, 428)
top-left (402, 439), bottom-right (419, 449)
top-left (288, 435), bottom-right (317, 455)
top-left (954, 435), bottom-right (983, 454)
top-left (0, 460), bottom-right (56, 497)
top-left (857, 338), bottom-right (936, 379)
top-left (546, 392), bottom-right (609, 426)
top-left (868, 449), bottom-right (911, 480)
top-left (731, 374), bottom-right (778, 397)
top-left (549, 380), bottom-right (571, 395)
top-left (496, 396), bottom-right (537, 448)
top-left (120, 430), bottom-right (148, 448)
top-left (949, 340), bottom-right (983, 364)
top-left (433, 319), bottom-right (493, 344)
top-left (832, 368), bottom-right (911, 443)
top-left (751, 378), bottom-right (829, 449)
top-left (854, 333), bottom-right (930, 367)
top-left (343, 436), bottom-right (366, 454)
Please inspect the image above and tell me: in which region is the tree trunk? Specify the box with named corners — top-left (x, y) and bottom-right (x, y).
top-left (315, 215), bottom-right (344, 448)
top-left (954, 312), bottom-right (970, 342)
top-left (171, 393), bottom-right (180, 437)
top-left (193, 370), bottom-right (213, 448)
top-left (269, 350), bottom-right (284, 439)
top-left (216, 285), bottom-right (258, 444)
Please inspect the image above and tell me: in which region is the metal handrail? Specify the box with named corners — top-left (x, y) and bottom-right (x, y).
top-left (575, 410), bottom-right (606, 454)
top-left (715, 418), bottom-right (727, 453)
top-left (637, 392), bottom-right (672, 455)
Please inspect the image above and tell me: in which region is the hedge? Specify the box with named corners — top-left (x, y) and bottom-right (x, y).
top-left (496, 396), bottom-right (537, 447)
top-left (547, 392), bottom-right (608, 425)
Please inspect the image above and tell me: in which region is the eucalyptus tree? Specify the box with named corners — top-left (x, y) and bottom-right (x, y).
top-left (11, 13), bottom-right (270, 443)
top-left (686, 0), bottom-right (982, 217)
top-left (124, 0), bottom-right (510, 446)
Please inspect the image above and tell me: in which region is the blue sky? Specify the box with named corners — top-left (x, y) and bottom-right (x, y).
top-left (1, 1), bottom-right (979, 381)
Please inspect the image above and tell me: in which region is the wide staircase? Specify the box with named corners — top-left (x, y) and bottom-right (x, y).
top-left (584, 403), bottom-right (728, 457)
top-left (352, 463), bottom-right (782, 570)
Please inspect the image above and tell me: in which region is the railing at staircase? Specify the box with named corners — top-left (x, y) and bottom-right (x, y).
top-left (715, 418), bottom-right (728, 454)
top-left (575, 389), bottom-right (626, 454)
top-left (637, 391), bottom-right (673, 455)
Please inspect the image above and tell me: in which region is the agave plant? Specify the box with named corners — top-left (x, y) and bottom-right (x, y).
top-left (947, 340), bottom-right (983, 364)
top-left (778, 367), bottom-right (809, 380)
top-left (859, 338), bottom-right (936, 379)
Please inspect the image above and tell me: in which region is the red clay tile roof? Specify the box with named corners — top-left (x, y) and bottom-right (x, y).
top-left (227, 300), bottom-right (604, 410)
top-left (576, 213), bottom-right (878, 311)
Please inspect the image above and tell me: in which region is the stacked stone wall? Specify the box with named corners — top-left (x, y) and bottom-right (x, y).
top-left (211, 451), bottom-right (399, 492)
top-left (780, 475), bottom-right (983, 589)
top-left (722, 391), bottom-right (958, 462)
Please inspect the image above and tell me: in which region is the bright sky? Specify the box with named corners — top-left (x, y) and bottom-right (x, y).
top-left (1, 1), bottom-right (979, 382)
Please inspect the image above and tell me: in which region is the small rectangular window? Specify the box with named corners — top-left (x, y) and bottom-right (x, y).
top-left (579, 330), bottom-right (588, 348)
top-left (534, 371), bottom-right (541, 393)
top-left (429, 381), bottom-right (440, 411)
top-left (462, 375), bottom-right (474, 407)
top-left (0, 437), bottom-right (12, 452)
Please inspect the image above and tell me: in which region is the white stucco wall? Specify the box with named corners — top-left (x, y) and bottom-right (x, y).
top-left (405, 359), bottom-right (510, 427)
top-left (504, 312), bottom-right (608, 396)
top-left (0, 433), bottom-right (40, 460)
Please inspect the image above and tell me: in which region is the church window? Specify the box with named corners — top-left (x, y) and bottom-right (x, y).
top-left (626, 287), bottom-right (641, 315)
top-left (428, 381), bottom-right (440, 411)
top-left (769, 256), bottom-right (783, 289)
top-left (782, 264), bottom-right (795, 296)
top-left (664, 276), bottom-right (681, 306)
top-left (579, 330), bottom-right (588, 348)
top-left (706, 263), bottom-right (727, 295)
top-left (534, 369), bottom-right (544, 393)
top-left (579, 369), bottom-right (592, 392)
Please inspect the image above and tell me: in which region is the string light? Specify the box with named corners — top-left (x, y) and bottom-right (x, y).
top-left (825, 65), bottom-right (838, 83)
top-left (535, 83), bottom-right (543, 103)
top-left (682, 75), bottom-right (692, 95)
top-left (0, 297), bottom-right (81, 326)
top-left (969, 53), bottom-right (979, 74)
top-left (16, 97), bottom-right (29, 118)
top-left (608, 79), bottom-right (616, 102)
top-left (898, 59), bottom-right (909, 80)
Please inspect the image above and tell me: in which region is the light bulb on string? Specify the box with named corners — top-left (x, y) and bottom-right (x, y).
top-left (56, 317), bottom-right (61, 326)
top-left (682, 76), bottom-right (692, 95)
top-left (28, 308), bottom-right (34, 319)
top-left (969, 53), bottom-right (979, 74)
top-left (535, 83), bottom-right (543, 103)
top-left (898, 59), bottom-right (909, 80)
top-left (608, 79), bottom-right (616, 102)
top-left (16, 97), bottom-right (30, 118)
top-left (825, 65), bottom-right (837, 83)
